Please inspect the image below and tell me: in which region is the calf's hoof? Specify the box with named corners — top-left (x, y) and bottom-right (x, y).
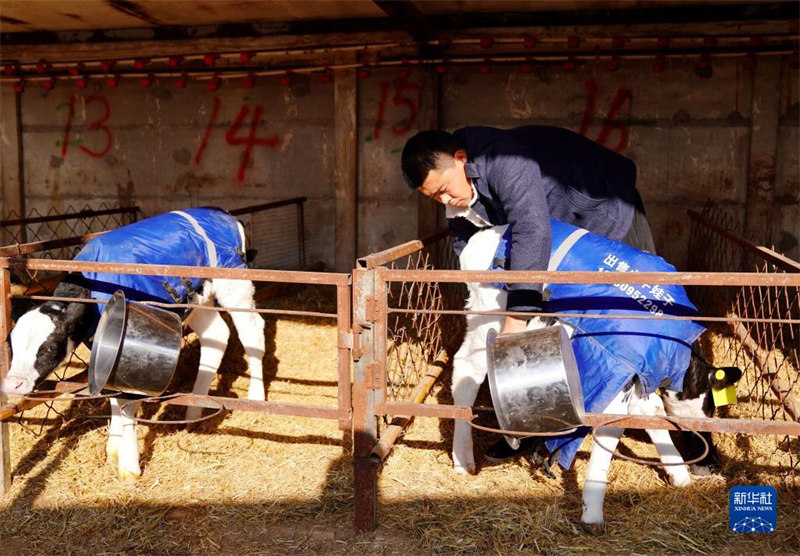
top-left (453, 462), bottom-right (476, 475)
top-left (689, 464), bottom-right (716, 477)
top-left (247, 387), bottom-right (265, 402)
top-left (581, 521), bottom-right (605, 536)
top-left (118, 469), bottom-right (141, 483)
top-left (106, 450), bottom-right (118, 466)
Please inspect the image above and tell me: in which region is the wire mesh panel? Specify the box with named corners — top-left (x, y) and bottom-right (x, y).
top-left (230, 198), bottom-right (306, 270)
top-left (384, 232), bottom-right (466, 404)
top-left (688, 205), bottom-right (800, 481)
top-left (0, 203), bottom-right (140, 261)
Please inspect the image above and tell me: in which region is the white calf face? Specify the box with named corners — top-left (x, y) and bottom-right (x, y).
top-left (3, 306), bottom-right (67, 396)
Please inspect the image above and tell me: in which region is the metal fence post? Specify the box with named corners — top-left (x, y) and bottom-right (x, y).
top-left (351, 263), bottom-right (378, 532)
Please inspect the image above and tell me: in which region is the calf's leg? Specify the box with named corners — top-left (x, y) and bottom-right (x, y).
top-left (107, 397), bottom-right (142, 482)
top-left (581, 388), bottom-right (628, 535)
top-left (184, 307), bottom-right (230, 421)
top-left (213, 278), bottom-right (266, 401)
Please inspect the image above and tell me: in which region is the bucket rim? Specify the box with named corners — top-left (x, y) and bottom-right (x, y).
top-left (88, 290), bottom-right (128, 395)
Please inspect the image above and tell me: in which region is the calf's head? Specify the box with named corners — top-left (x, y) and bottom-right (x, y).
top-left (3, 300), bottom-right (91, 396)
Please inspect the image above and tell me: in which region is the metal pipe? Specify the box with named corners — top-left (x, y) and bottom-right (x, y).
top-left (0, 232), bottom-right (105, 257)
top-left (336, 283), bottom-right (353, 431)
top-left (1, 257), bottom-right (350, 285)
top-left (381, 268), bottom-right (800, 287)
top-left (228, 197), bottom-right (307, 216)
top-left (377, 402), bottom-right (800, 436)
top-left (0, 206), bottom-right (140, 228)
top-left (370, 350), bottom-right (449, 464)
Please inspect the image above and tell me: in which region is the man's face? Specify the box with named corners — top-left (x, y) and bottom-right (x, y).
top-left (417, 151), bottom-right (473, 208)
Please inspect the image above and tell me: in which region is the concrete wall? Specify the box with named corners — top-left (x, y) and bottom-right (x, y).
top-left (2, 54), bottom-right (798, 268)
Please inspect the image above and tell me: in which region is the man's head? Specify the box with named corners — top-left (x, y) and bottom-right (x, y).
top-left (401, 130), bottom-right (473, 208)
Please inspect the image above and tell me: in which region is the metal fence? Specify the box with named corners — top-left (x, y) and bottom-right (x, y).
top-left (230, 197), bottom-right (306, 270)
top-left (2, 206), bottom-right (799, 534)
top-left (0, 204), bottom-right (141, 261)
top-left (0, 247), bottom-right (352, 495)
top-left (350, 225), bottom-right (800, 531)
top-left (688, 206), bottom-right (800, 478)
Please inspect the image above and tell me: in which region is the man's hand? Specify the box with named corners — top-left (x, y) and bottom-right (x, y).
top-left (500, 315), bottom-right (528, 336)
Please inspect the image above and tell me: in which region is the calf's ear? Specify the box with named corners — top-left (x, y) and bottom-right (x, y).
top-left (709, 366), bottom-right (743, 389)
top-left (62, 301), bottom-right (89, 335)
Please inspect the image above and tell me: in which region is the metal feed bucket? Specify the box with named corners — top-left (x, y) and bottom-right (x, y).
top-left (88, 290), bottom-right (182, 396)
top-left (486, 325), bottom-right (584, 435)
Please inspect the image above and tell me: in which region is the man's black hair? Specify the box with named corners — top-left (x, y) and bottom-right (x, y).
top-left (401, 130), bottom-right (466, 190)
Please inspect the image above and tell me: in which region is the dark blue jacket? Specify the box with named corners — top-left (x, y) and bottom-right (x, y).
top-left (450, 126), bottom-right (639, 312)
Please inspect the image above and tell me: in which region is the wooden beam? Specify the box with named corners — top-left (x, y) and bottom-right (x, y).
top-left (334, 54), bottom-right (358, 272)
top-left (416, 68), bottom-right (441, 240)
top-left (372, 1), bottom-right (436, 43)
top-left (744, 57), bottom-right (782, 246)
top-left (0, 86), bottom-right (25, 244)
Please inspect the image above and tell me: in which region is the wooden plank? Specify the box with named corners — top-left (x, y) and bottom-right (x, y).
top-left (416, 68), bottom-right (441, 241)
top-left (0, 86), bottom-right (24, 245)
top-left (1, 269), bottom-right (12, 493)
top-left (744, 57), bottom-right (782, 246)
top-left (334, 53), bottom-right (358, 272)
top-left (0, 32), bottom-right (410, 64)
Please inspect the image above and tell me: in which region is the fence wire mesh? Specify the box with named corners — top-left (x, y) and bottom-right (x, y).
top-left (384, 233), bottom-right (466, 404)
top-left (688, 204), bottom-right (799, 481)
top-left (2, 203), bottom-right (141, 297)
top-left (1, 203), bottom-right (140, 259)
top-left (230, 198), bottom-right (306, 270)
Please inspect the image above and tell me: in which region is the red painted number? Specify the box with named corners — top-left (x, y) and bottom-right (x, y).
top-left (225, 105), bottom-right (280, 183)
top-left (372, 74), bottom-right (419, 140)
top-left (578, 79), bottom-right (632, 153)
top-left (194, 97), bottom-right (280, 183)
top-left (59, 95), bottom-right (113, 158)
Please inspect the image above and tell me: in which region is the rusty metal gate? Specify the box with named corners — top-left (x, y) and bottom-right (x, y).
top-left (2, 209), bottom-right (799, 534)
top-left (351, 217), bottom-right (800, 532)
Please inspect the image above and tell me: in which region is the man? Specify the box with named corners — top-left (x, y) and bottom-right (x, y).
top-left (401, 125), bottom-right (656, 460)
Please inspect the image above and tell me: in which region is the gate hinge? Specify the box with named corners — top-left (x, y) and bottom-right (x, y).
top-left (339, 331), bottom-right (367, 361)
top-left (367, 361), bottom-right (384, 389)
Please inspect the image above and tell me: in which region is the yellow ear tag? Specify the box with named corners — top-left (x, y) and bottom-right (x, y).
top-left (712, 369), bottom-right (738, 407)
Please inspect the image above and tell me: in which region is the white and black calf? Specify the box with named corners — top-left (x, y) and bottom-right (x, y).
top-left (3, 217), bottom-right (265, 482)
top-left (451, 225), bottom-right (741, 534)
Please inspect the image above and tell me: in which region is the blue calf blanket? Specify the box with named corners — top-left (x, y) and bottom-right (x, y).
top-left (490, 219), bottom-right (705, 468)
top-left (74, 207), bottom-right (247, 320)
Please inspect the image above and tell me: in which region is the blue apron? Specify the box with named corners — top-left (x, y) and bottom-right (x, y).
top-left (490, 220), bottom-right (704, 468)
top-left (74, 207), bottom-right (247, 321)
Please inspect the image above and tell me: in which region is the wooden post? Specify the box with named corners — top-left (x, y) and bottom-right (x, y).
top-left (1, 85), bottom-right (26, 243)
top-left (416, 68), bottom-right (441, 241)
top-left (334, 57), bottom-right (358, 272)
top-left (743, 57), bottom-right (781, 247)
top-left (1, 267), bottom-right (12, 493)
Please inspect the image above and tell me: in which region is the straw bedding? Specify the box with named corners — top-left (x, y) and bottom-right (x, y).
top-left (1, 287), bottom-right (798, 555)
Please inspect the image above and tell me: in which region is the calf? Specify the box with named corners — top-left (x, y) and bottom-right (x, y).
top-left (451, 223), bottom-right (740, 534)
top-left (2, 207), bottom-right (266, 481)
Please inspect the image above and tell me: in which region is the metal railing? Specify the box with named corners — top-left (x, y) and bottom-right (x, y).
top-left (0, 204), bottom-right (141, 260)
top-left (0, 252), bottom-right (352, 495)
top-left (350, 225), bottom-right (800, 531)
top-left (688, 206), bottom-right (800, 478)
top-left (230, 197), bottom-right (306, 270)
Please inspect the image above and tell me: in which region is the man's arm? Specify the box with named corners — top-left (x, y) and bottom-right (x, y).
top-left (483, 141), bottom-right (552, 319)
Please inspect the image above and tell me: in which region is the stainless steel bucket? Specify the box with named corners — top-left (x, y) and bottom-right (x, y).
top-left (486, 325), bottom-right (584, 434)
top-left (88, 290), bottom-right (182, 396)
